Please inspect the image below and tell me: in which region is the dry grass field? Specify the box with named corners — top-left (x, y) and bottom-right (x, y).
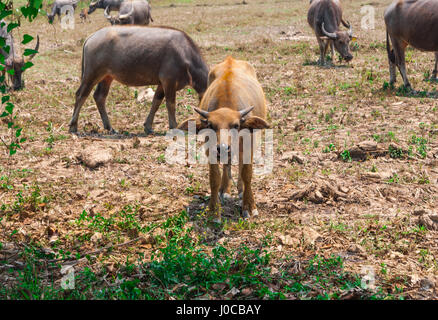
top-left (1, 0), bottom-right (437, 299)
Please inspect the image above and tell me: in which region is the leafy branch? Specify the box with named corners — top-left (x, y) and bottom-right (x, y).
top-left (0, 0), bottom-right (41, 156)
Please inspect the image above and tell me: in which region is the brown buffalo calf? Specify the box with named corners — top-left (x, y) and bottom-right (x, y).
top-left (178, 56), bottom-right (269, 221)
top-left (80, 8), bottom-right (89, 23)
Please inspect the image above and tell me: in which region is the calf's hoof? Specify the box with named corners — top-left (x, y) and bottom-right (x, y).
top-left (242, 209), bottom-right (259, 220)
top-left (219, 192), bottom-right (232, 204)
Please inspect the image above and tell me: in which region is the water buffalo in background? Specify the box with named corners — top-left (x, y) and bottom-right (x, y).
top-left (80, 8), bottom-right (90, 23)
top-left (385, 0), bottom-right (438, 89)
top-left (69, 26), bottom-right (209, 134)
top-left (104, 0), bottom-right (153, 25)
top-left (0, 20), bottom-right (39, 91)
top-left (88, 0), bottom-right (125, 14)
top-left (47, 0), bottom-right (78, 23)
top-left (307, 0), bottom-right (354, 65)
top-left (178, 57), bottom-right (270, 221)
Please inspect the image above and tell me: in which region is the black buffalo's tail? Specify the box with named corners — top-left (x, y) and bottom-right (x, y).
top-left (386, 31), bottom-right (396, 64)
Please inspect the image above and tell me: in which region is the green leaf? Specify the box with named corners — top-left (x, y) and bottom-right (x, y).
top-left (7, 23), bottom-right (19, 33)
top-left (5, 102), bottom-right (14, 114)
top-left (22, 34), bottom-right (34, 45)
top-left (23, 48), bottom-right (38, 56)
top-left (21, 61), bottom-right (34, 71)
top-left (0, 10), bottom-right (12, 21)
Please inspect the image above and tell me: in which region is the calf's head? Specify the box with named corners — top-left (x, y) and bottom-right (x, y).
top-left (178, 106), bottom-right (270, 161)
top-left (321, 22), bottom-right (355, 62)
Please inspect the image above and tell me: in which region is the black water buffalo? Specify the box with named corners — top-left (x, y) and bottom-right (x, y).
top-left (104, 0), bottom-right (153, 25)
top-left (47, 0), bottom-right (78, 23)
top-left (69, 26), bottom-right (209, 134)
top-left (385, 0), bottom-right (438, 89)
top-left (88, 0), bottom-right (125, 14)
top-left (307, 0), bottom-right (354, 65)
top-left (0, 20), bottom-right (39, 90)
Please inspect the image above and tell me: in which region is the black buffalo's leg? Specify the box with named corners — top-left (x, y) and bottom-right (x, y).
top-left (144, 84), bottom-right (165, 134)
top-left (93, 76), bottom-right (114, 133)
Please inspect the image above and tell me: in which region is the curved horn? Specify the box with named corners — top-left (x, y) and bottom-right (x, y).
top-left (104, 6), bottom-right (112, 20)
top-left (341, 19), bottom-right (353, 37)
top-left (240, 106), bottom-right (254, 118)
top-left (194, 107), bottom-right (209, 119)
top-left (119, 3), bottom-right (135, 20)
top-left (90, 1), bottom-right (98, 5)
top-left (25, 35), bottom-right (39, 62)
top-left (321, 22), bottom-right (337, 39)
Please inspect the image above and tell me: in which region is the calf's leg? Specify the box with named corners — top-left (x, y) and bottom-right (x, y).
top-left (209, 163), bottom-right (222, 222)
top-left (219, 164), bottom-right (232, 203)
top-left (241, 162), bottom-right (258, 219)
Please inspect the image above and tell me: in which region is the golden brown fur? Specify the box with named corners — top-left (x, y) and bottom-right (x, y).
top-left (178, 56), bottom-right (269, 221)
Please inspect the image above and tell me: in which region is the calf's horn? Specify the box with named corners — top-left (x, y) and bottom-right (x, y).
top-left (194, 107), bottom-right (209, 119)
top-left (321, 22), bottom-right (337, 39)
top-left (119, 3), bottom-right (135, 20)
top-left (240, 106), bottom-right (254, 118)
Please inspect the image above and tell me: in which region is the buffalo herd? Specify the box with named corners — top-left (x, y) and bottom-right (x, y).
top-left (2, 0), bottom-right (438, 220)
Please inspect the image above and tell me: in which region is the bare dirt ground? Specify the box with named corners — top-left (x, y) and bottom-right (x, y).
top-left (1, 0), bottom-right (438, 299)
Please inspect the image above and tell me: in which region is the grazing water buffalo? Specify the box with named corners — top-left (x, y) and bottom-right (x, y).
top-left (0, 20), bottom-right (39, 91)
top-left (47, 0), bottom-right (78, 23)
top-left (104, 0), bottom-right (153, 25)
top-left (88, 0), bottom-right (124, 14)
top-left (385, 0), bottom-right (438, 89)
top-left (69, 26), bottom-right (209, 134)
top-left (178, 56), bottom-right (270, 221)
top-left (307, 0), bottom-right (354, 65)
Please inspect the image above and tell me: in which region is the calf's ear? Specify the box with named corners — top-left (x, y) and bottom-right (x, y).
top-left (241, 116), bottom-right (270, 130)
top-left (177, 118), bottom-right (207, 132)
